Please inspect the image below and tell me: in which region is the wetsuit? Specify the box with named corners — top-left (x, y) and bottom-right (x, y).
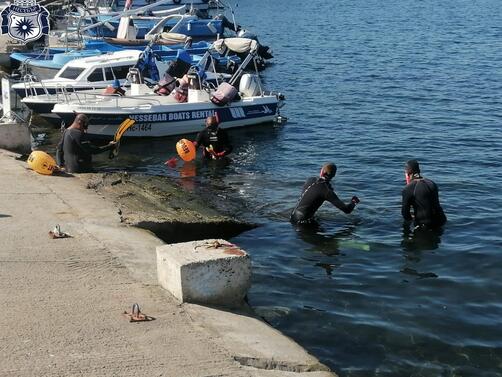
top-left (194, 127), bottom-right (233, 159)
top-left (402, 178), bottom-right (446, 228)
top-left (56, 128), bottom-right (113, 173)
top-left (290, 177), bottom-right (355, 224)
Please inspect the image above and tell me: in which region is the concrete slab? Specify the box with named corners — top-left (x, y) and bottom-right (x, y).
top-left (187, 303), bottom-right (332, 374)
top-left (157, 239), bottom-right (251, 305)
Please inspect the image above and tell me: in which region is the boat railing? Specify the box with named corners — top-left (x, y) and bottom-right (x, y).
top-left (22, 74), bottom-right (52, 97)
top-left (53, 83), bottom-right (72, 103)
top-left (63, 13), bottom-right (85, 50)
top-left (55, 86), bottom-right (165, 108)
top-left (197, 51), bottom-right (222, 87)
top-left (144, 11), bottom-right (189, 40)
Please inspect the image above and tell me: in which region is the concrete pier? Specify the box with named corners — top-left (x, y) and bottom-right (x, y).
top-left (0, 149), bottom-right (335, 377)
top-left (0, 121), bottom-right (31, 153)
top-left (0, 77), bottom-right (32, 153)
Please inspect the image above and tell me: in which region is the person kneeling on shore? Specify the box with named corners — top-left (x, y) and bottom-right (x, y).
top-left (193, 116), bottom-right (233, 160)
top-left (402, 159), bottom-right (446, 230)
top-left (56, 114), bottom-right (116, 173)
top-left (290, 163), bottom-right (360, 225)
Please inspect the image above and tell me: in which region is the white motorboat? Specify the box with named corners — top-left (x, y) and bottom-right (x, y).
top-left (52, 38), bottom-right (285, 138)
top-left (15, 50), bottom-right (145, 97)
top-left (16, 50), bottom-right (170, 114)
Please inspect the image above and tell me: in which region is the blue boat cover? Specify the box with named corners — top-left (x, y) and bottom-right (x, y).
top-left (136, 48), bottom-right (160, 81)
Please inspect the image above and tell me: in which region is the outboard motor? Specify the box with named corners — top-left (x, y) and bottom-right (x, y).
top-left (195, 9), bottom-right (210, 19)
top-left (237, 29), bottom-right (257, 40)
top-left (215, 14), bottom-right (240, 32)
top-left (257, 44), bottom-right (273, 60)
top-left (236, 30), bottom-right (273, 61)
top-left (154, 71), bottom-right (177, 95)
top-left (154, 50), bottom-right (193, 96)
top-left (239, 73), bottom-right (261, 97)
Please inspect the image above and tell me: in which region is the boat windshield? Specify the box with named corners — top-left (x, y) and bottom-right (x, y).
top-left (58, 67), bottom-right (85, 80)
top-left (104, 65), bottom-right (133, 80)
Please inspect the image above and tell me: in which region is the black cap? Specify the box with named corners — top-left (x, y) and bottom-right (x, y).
top-left (405, 159), bottom-right (420, 174)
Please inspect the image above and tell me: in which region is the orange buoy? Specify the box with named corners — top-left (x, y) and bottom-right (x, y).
top-left (27, 151), bottom-right (57, 175)
top-left (176, 139), bottom-right (196, 162)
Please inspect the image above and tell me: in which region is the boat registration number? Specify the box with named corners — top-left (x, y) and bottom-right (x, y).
top-left (129, 123), bottom-right (152, 132)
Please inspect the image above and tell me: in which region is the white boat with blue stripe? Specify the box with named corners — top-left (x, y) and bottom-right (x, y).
top-left (51, 38), bottom-right (285, 138)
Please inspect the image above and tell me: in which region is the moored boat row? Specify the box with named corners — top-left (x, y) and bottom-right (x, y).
top-left (3, 0), bottom-right (285, 139)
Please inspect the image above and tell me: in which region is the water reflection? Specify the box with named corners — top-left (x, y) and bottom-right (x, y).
top-left (177, 161), bottom-right (197, 191)
top-left (295, 222), bottom-right (357, 256)
top-left (292, 221), bottom-right (362, 278)
top-left (401, 222), bottom-right (444, 253)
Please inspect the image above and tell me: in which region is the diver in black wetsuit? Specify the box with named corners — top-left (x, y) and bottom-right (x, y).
top-left (193, 116), bottom-right (233, 160)
top-left (402, 159), bottom-right (447, 229)
top-left (290, 163), bottom-right (360, 225)
top-left (56, 114), bottom-right (116, 173)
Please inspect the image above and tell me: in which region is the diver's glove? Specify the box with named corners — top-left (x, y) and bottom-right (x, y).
top-left (351, 196), bottom-right (360, 205)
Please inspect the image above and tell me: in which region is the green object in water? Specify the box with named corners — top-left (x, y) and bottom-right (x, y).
top-left (339, 240), bottom-right (371, 251)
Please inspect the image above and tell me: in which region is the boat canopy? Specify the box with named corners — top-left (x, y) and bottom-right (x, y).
top-left (158, 32), bottom-right (190, 45)
top-left (213, 38), bottom-right (258, 55)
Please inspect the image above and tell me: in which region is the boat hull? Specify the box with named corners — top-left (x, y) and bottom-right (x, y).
top-left (53, 97), bottom-right (279, 138)
top-left (22, 99), bottom-right (56, 114)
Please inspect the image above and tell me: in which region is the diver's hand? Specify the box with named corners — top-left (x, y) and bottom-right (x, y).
top-left (205, 146), bottom-right (219, 159)
top-left (351, 196), bottom-right (360, 205)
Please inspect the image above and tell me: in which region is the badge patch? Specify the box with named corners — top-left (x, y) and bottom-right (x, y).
top-left (1, 0), bottom-right (50, 43)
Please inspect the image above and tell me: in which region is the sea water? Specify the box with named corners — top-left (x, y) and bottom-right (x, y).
top-left (87, 0), bottom-right (502, 375)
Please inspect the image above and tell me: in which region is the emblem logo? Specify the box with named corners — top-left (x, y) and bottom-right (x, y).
top-left (229, 107), bottom-right (246, 119)
top-left (1, 0), bottom-right (50, 43)
top-left (261, 105), bottom-right (273, 114)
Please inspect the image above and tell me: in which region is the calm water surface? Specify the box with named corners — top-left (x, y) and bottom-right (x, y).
top-left (66, 0), bottom-right (502, 375)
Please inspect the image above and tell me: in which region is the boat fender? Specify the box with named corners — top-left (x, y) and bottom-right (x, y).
top-left (27, 151), bottom-right (57, 175)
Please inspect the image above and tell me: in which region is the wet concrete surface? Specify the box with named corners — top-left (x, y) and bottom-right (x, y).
top-left (86, 171), bottom-right (256, 243)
